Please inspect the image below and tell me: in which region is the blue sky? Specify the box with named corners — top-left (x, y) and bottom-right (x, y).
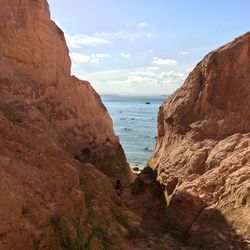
top-left (48, 0), bottom-right (250, 95)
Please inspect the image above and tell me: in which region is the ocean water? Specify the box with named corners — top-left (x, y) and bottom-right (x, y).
top-left (101, 95), bottom-right (167, 169)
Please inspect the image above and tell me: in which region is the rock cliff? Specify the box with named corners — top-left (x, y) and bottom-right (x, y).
top-left (0, 0), bottom-right (132, 249)
top-left (0, 0), bottom-right (131, 184)
top-left (153, 32), bottom-right (250, 249)
top-left (1, 0), bottom-right (250, 249)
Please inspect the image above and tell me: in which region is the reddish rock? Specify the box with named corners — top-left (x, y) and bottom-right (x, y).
top-left (0, 0), bottom-right (131, 185)
top-left (0, 0), bottom-right (132, 249)
top-left (153, 32), bottom-right (250, 248)
top-left (166, 191), bottom-right (206, 236)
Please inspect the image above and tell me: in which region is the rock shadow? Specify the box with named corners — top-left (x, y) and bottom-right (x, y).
top-left (165, 191), bottom-right (249, 250)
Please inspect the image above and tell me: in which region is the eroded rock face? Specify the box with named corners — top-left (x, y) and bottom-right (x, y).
top-left (153, 32), bottom-right (250, 248)
top-left (0, 0), bottom-right (131, 185)
top-left (0, 0), bottom-right (132, 249)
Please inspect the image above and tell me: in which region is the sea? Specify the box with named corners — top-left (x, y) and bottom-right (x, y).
top-left (101, 95), bottom-right (167, 169)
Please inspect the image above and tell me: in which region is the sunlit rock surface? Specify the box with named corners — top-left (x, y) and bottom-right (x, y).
top-left (0, 0), bottom-right (132, 249)
top-left (154, 32), bottom-right (250, 249)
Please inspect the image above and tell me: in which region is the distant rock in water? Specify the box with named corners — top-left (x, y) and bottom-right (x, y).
top-left (132, 167), bottom-right (140, 171)
top-left (124, 128), bottom-right (132, 131)
top-left (153, 32), bottom-right (250, 249)
top-left (145, 101), bottom-right (151, 104)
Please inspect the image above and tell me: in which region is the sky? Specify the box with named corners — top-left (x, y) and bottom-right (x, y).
top-left (48, 0), bottom-right (250, 95)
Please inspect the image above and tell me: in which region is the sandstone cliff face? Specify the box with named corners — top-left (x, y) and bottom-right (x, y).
top-left (153, 32), bottom-right (250, 249)
top-left (0, 0), bottom-right (132, 249)
top-left (0, 0), bottom-right (130, 184)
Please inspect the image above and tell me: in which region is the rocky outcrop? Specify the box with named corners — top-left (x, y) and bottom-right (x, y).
top-left (1, 1), bottom-right (250, 249)
top-left (0, 0), bottom-right (131, 185)
top-left (124, 167), bottom-right (167, 225)
top-left (0, 0), bottom-right (132, 249)
top-left (153, 32), bottom-right (250, 249)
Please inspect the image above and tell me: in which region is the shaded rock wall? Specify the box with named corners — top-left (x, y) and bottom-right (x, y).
top-left (153, 32), bottom-right (250, 248)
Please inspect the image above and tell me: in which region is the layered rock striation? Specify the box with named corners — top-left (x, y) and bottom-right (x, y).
top-left (153, 32), bottom-right (250, 249)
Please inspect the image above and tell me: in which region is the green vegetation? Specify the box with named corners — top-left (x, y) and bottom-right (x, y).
top-left (58, 223), bottom-right (111, 250)
top-left (44, 212), bottom-right (111, 250)
top-left (50, 212), bottom-right (61, 231)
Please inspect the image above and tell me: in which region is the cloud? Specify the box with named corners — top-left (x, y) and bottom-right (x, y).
top-left (145, 33), bottom-right (153, 38)
top-left (75, 66), bottom-right (186, 95)
top-left (152, 57), bottom-right (177, 66)
top-left (66, 31), bottom-right (152, 48)
top-left (120, 53), bottom-right (131, 58)
top-left (65, 34), bottom-right (111, 48)
top-left (160, 71), bottom-right (185, 83)
top-left (93, 53), bottom-right (111, 58)
top-left (70, 52), bottom-right (111, 64)
top-left (147, 66), bottom-right (160, 70)
top-left (103, 70), bottom-right (185, 94)
top-left (138, 22), bottom-right (148, 27)
top-left (126, 22), bottom-right (148, 28)
top-left (65, 22), bottom-right (153, 49)
top-left (90, 58), bottom-right (99, 64)
top-left (96, 30), bottom-right (153, 42)
top-left (70, 53), bottom-right (90, 63)
top-left (130, 71), bottom-right (157, 77)
top-left (76, 67), bottom-right (185, 85)
top-left (179, 51), bottom-right (190, 55)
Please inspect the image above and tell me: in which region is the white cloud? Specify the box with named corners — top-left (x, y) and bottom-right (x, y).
top-left (138, 22), bottom-right (148, 27)
top-left (96, 30), bottom-right (153, 42)
top-left (130, 71), bottom-right (157, 77)
top-left (126, 22), bottom-right (148, 28)
top-left (152, 57), bottom-right (177, 66)
top-left (93, 53), bottom-right (111, 58)
top-left (70, 53), bottom-right (90, 63)
top-left (147, 66), bottom-right (160, 70)
top-left (103, 70), bottom-right (185, 94)
top-left (179, 51), bottom-right (190, 55)
top-left (65, 34), bottom-right (111, 48)
top-left (75, 66), bottom-right (186, 95)
top-left (160, 71), bottom-right (185, 83)
top-left (70, 52), bottom-right (111, 64)
top-left (64, 22), bottom-right (153, 49)
top-left (120, 53), bottom-right (131, 59)
top-left (90, 58), bottom-right (100, 64)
